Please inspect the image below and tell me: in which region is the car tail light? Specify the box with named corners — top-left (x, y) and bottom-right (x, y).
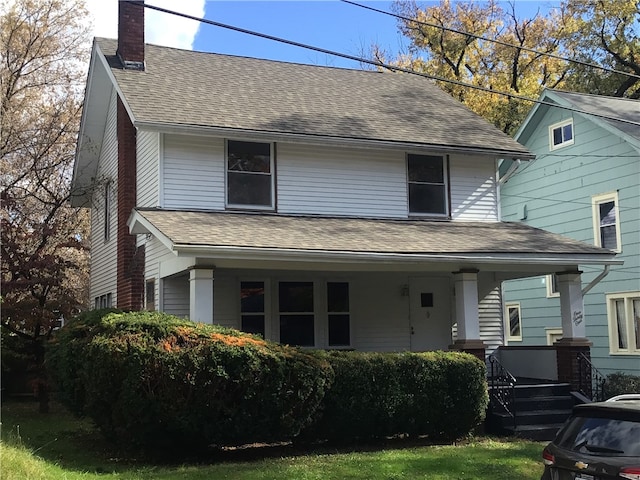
top-left (542, 447), bottom-right (555, 466)
top-left (620, 467), bottom-right (640, 480)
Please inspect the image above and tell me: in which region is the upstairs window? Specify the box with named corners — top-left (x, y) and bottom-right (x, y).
top-left (226, 140), bottom-right (274, 209)
top-left (549, 119), bottom-right (574, 150)
top-left (592, 192), bottom-right (621, 251)
top-left (103, 181), bottom-right (111, 242)
top-left (407, 154), bottom-right (448, 216)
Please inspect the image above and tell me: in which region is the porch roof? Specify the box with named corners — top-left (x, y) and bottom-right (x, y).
top-left (129, 209), bottom-right (619, 272)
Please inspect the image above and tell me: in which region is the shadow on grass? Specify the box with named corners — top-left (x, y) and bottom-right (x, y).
top-left (1, 396), bottom-right (545, 479)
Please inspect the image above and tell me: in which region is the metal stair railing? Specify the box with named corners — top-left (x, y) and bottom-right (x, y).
top-left (577, 353), bottom-right (607, 402)
top-left (488, 354), bottom-right (517, 428)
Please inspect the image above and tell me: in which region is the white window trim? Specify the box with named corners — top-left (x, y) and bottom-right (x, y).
top-left (545, 327), bottom-right (563, 346)
top-left (606, 291), bottom-right (640, 355)
top-left (546, 274), bottom-right (559, 298)
top-left (225, 139), bottom-right (275, 211)
top-left (548, 119), bottom-right (574, 150)
top-left (591, 191), bottom-right (622, 253)
top-left (406, 152), bottom-right (449, 218)
top-left (504, 302), bottom-right (522, 343)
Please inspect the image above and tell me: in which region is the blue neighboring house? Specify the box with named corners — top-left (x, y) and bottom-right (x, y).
top-left (500, 89), bottom-right (640, 377)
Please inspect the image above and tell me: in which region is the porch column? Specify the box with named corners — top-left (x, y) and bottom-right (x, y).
top-left (554, 271), bottom-right (592, 392)
top-left (189, 268), bottom-right (214, 324)
top-left (450, 270), bottom-right (486, 361)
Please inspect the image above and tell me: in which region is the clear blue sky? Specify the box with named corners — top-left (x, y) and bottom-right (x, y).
top-left (191, 1), bottom-right (555, 69)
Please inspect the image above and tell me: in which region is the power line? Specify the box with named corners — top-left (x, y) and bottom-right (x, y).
top-left (140, 2), bottom-right (640, 128)
top-left (341, 0), bottom-right (640, 81)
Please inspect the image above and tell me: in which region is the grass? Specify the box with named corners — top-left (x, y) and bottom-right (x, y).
top-left (0, 398), bottom-right (547, 480)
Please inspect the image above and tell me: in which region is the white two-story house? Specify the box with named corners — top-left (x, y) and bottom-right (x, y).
top-left (71, 2), bottom-right (618, 373)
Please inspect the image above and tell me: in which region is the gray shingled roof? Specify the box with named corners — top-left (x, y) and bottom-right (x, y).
top-left (133, 208), bottom-right (612, 256)
top-left (551, 90), bottom-right (640, 141)
top-left (96, 38), bottom-right (532, 157)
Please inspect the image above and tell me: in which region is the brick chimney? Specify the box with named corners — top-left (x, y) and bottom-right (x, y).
top-left (116, 0), bottom-right (145, 310)
top-left (117, 0), bottom-right (145, 70)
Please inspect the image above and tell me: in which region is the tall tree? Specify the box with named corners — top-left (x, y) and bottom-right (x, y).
top-left (561, 0), bottom-right (640, 98)
top-left (389, 0), bottom-right (639, 133)
top-left (1, 0), bottom-right (92, 410)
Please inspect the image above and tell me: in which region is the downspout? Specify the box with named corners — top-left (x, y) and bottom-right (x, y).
top-left (498, 159), bottom-right (521, 185)
top-left (582, 265), bottom-right (611, 296)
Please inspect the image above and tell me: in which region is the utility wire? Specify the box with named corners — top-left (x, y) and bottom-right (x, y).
top-left (341, 0), bottom-right (640, 81)
top-left (140, 2), bottom-right (640, 128)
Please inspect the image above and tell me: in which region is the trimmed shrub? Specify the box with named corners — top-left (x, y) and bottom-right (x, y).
top-left (605, 372), bottom-right (640, 398)
top-left (48, 311), bottom-right (333, 452)
top-left (304, 350), bottom-right (488, 442)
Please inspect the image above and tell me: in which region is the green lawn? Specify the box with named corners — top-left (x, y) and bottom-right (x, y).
top-left (0, 399), bottom-right (546, 480)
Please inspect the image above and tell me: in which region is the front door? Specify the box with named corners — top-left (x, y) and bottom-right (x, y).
top-left (409, 276), bottom-right (452, 352)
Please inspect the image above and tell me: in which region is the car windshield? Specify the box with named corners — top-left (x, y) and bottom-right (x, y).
top-left (556, 414), bottom-right (640, 456)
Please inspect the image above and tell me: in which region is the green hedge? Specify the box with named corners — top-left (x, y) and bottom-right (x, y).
top-left (49, 311), bottom-right (489, 451)
top-left (305, 350), bottom-right (488, 442)
top-left (48, 311), bottom-right (333, 451)
top-left (605, 372), bottom-right (640, 398)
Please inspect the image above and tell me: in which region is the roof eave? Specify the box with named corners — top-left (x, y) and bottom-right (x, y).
top-left (135, 120), bottom-right (536, 160)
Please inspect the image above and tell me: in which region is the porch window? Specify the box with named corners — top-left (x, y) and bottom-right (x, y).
top-left (327, 282), bottom-right (350, 347)
top-left (146, 279), bottom-right (155, 311)
top-left (279, 281), bottom-right (314, 347)
top-left (94, 293), bottom-right (112, 309)
top-left (407, 154), bottom-right (448, 216)
top-left (549, 119), bottom-right (574, 150)
top-left (606, 292), bottom-right (640, 355)
top-left (241, 281), bottom-right (266, 338)
top-left (226, 140), bottom-right (274, 209)
top-left (592, 192), bottom-right (621, 251)
top-left (505, 303), bottom-right (522, 342)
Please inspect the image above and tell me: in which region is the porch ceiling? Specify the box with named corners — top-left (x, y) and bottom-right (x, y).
top-left (128, 209), bottom-right (620, 276)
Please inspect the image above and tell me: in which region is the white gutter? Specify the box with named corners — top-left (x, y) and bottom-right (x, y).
top-left (582, 265), bottom-right (611, 295)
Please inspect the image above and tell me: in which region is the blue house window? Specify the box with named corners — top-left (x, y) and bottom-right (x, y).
top-left (592, 192), bottom-right (621, 252)
top-left (549, 119), bottom-right (574, 150)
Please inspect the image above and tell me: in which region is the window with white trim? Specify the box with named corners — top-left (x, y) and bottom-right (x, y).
top-left (592, 192), bottom-right (621, 252)
top-left (549, 119), bottom-right (574, 150)
top-left (327, 282), bottom-right (350, 347)
top-left (407, 154), bottom-right (448, 216)
top-left (94, 293), bottom-right (112, 310)
top-left (240, 281), bottom-right (266, 338)
top-left (226, 140), bottom-right (274, 209)
top-left (279, 281), bottom-right (315, 347)
top-left (546, 274), bottom-right (559, 298)
top-left (505, 303), bottom-right (522, 342)
top-left (606, 292), bottom-right (640, 355)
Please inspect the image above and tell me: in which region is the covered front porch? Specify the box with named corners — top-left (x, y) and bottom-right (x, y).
top-left (129, 208), bottom-right (620, 364)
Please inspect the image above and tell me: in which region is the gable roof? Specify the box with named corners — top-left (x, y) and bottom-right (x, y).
top-left (128, 209), bottom-right (619, 273)
top-left (91, 38), bottom-right (533, 157)
top-left (516, 89), bottom-right (640, 148)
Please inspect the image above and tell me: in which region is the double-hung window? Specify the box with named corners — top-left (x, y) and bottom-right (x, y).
top-left (606, 292), bottom-right (640, 355)
top-left (592, 192), bottom-right (621, 251)
top-left (241, 281), bottom-right (266, 338)
top-left (226, 140), bottom-right (274, 209)
top-left (279, 281), bottom-right (315, 347)
top-left (549, 119), bottom-right (574, 150)
top-left (505, 302), bottom-right (522, 342)
top-left (407, 154), bottom-right (448, 216)
top-left (327, 282), bottom-right (350, 347)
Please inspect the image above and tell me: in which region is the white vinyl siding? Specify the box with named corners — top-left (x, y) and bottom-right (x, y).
top-left (162, 274), bottom-right (189, 318)
top-left (163, 134), bottom-right (225, 210)
top-left (137, 130), bottom-right (159, 207)
top-left (89, 89), bottom-right (118, 304)
top-left (449, 155), bottom-right (498, 221)
top-left (277, 144), bottom-right (407, 218)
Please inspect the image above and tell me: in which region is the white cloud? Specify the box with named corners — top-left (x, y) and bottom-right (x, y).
top-left (86, 0), bottom-right (205, 50)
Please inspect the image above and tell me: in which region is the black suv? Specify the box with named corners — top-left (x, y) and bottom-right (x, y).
top-left (541, 395), bottom-right (640, 480)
